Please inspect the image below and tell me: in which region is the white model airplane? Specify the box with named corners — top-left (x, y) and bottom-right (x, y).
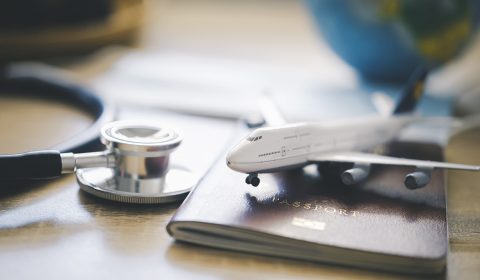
top-left (226, 68), bottom-right (480, 188)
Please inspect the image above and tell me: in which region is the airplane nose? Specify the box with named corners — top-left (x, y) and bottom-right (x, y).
top-left (226, 140), bottom-right (250, 172)
top-left (226, 151), bottom-right (234, 165)
top-left (226, 149), bottom-right (241, 171)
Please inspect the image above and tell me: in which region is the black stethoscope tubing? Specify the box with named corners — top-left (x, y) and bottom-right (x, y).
top-left (0, 66), bottom-right (115, 180)
top-left (0, 67), bottom-right (115, 153)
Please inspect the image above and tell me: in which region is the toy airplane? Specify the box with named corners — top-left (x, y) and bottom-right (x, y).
top-left (226, 67), bottom-right (480, 188)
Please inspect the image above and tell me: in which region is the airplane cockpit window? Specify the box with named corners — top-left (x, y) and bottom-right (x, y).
top-left (247, 136), bottom-right (263, 142)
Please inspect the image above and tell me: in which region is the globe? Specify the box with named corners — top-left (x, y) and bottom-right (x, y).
top-left (306, 0), bottom-right (480, 82)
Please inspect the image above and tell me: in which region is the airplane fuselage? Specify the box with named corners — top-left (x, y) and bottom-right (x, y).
top-left (226, 115), bottom-right (416, 174)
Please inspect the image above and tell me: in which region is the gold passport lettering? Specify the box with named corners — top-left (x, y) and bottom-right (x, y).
top-left (272, 196), bottom-right (358, 217)
top-left (292, 217), bottom-right (326, 231)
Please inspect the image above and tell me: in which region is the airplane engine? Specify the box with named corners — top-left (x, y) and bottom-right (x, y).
top-left (404, 168), bottom-right (432, 189)
top-left (341, 164), bottom-right (371, 185)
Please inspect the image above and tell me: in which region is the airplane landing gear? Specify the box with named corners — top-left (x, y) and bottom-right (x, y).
top-left (245, 174), bottom-right (260, 187)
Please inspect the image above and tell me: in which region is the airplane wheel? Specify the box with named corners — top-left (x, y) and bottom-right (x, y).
top-left (251, 176), bottom-right (260, 187)
top-left (245, 175), bottom-right (252, 184)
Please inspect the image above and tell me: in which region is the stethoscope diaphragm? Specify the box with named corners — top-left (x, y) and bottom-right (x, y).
top-left (76, 165), bottom-right (196, 204)
top-left (76, 120), bottom-right (196, 204)
top-left (0, 120), bottom-right (197, 204)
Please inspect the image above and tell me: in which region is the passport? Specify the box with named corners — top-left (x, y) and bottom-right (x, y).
top-left (167, 139), bottom-right (447, 275)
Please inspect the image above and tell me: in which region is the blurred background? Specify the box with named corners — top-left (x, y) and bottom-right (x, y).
top-left (1, 0), bottom-right (480, 120)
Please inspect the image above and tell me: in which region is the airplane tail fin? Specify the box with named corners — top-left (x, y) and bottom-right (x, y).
top-left (392, 66), bottom-right (429, 115)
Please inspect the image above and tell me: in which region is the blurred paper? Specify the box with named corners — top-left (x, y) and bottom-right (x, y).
top-left (92, 51), bottom-right (358, 119)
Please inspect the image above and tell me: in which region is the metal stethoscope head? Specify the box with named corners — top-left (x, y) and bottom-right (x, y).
top-left (0, 120), bottom-right (196, 204)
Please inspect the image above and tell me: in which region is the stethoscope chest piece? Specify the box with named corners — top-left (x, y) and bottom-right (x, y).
top-left (76, 120), bottom-right (196, 204)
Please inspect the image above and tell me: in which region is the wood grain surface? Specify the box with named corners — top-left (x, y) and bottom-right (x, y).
top-left (445, 128), bottom-right (480, 280)
top-left (1, 104), bottom-right (479, 280)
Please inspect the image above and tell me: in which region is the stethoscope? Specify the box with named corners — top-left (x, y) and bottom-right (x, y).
top-left (0, 65), bottom-right (195, 204)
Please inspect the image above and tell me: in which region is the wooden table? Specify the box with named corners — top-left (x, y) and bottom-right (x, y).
top-left (0, 110), bottom-right (479, 280)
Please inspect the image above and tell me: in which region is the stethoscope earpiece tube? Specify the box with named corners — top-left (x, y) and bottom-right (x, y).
top-left (0, 151), bottom-right (62, 180)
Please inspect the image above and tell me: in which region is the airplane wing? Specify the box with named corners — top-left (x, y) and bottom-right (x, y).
top-left (308, 152), bottom-right (480, 171)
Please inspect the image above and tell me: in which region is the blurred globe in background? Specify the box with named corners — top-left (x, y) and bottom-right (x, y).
top-left (307, 0), bottom-right (480, 82)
